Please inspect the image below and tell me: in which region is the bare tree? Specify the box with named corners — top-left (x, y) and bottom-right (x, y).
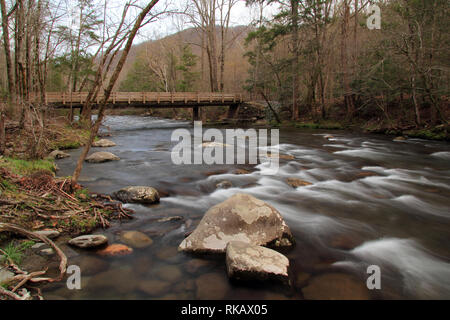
top-left (71, 0), bottom-right (161, 186)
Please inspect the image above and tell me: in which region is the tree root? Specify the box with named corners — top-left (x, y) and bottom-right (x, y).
top-left (0, 222), bottom-right (67, 300)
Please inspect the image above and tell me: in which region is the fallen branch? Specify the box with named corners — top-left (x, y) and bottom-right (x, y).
top-left (0, 223), bottom-right (67, 283)
top-left (12, 270), bottom-right (47, 293)
top-left (0, 285), bottom-right (29, 300)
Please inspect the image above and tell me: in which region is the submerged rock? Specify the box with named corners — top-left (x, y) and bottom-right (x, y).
top-left (97, 244), bottom-right (133, 257)
top-left (138, 279), bottom-right (171, 296)
top-left (232, 169), bottom-right (250, 175)
top-left (120, 231), bottom-right (153, 249)
top-left (69, 234), bottom-right (108, 248)
top-left (302, 273), bottom-right (371, 300)
top-left (179, 193), bottom-right (294, 253)
top-left (85, 152), bottom-right (120, 163)
top-left (88, 268), bottom-right (137, 294)
top-left (216, 180), bottom-right (232, 189)
top-left (153, 265), bottom-right (182, 283)
top-left (48, 150), bottom-right (70, 159)
top-left (173, 279), bottom-right (195, 293)
top-left (157, 216), bottom-right (183, 223)
top-left (92, 139), bottom-right (116, 147)
top-left (226, 241), bottom-right (290, 284)
top-left (77, 256), bottom-right (109, 276)
top-left (113, 186), bottom-right (160, 204)
top-left (155, 246), bottom-right (179, 263)
top-left (393, 136), bottom-right (406, 141)
top-left (262, 152), bottom-right (295, 161)
top-left (202, 141), bottom-right (231, 148)
top-left (185, 258), bottom-right (215, 275)
top-left (286, 178), bottom-right (312, 188)
top-left (195, 272), bottom-right (230, 300)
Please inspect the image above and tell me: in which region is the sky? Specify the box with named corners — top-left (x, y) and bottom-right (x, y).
top-left (63, 0), bottom-right (278, 45)
top-left (134, 0), bottom-right (278, 43)
top-left (55, 0), bottom-right (276, 50)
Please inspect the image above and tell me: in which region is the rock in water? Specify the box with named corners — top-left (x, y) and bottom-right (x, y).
top-left (286, 178), bottom-right (312, 188)
top-left (195, 273), bottom-right (230, 300)
top-left (77, 256), bottom-right (109, 275)
top-left (120, 231), bottom-right (153, 248)
top-left (226, 241), bottom-right (290, 284)
top-left (153, 265), bottom-right (182, 282)
top-left (92, 139), bottom-right (117, 147)
top-left (35, 229), bottom-right (60, 239)
top-left (68, 234), bottom-right (108, 248)
top-left (48, 150), bottom-right (70, 159)
top-left (179, 193), bottom-right (294, 253)
top-left (138, 280), bottom-right (171, 296)
top-left (40, 248), bottom-right (55, 256)
top-left (85, 152), bottom-right (120, 163)
top-left (393, 136), bottom-right (406, 141)
top-left (216, 180), bottom-right (232, 189)
top-left (97, 244), bottom-right (133, 257)
top-left (113, 186), bottom-right (160, 204)
top-left (302, 273), bottom-right (371, 300)
top-left (0, 268), bottom-right (15, 285)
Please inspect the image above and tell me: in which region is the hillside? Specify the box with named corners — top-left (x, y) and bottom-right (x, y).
top-left (117, 25), bottom-right (252, 93)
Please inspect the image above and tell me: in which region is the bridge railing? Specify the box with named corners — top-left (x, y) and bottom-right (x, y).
top-left (29, 92), bottom-right (244, 105)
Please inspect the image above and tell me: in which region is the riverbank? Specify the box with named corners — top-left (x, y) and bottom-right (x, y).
top-left (104, 105), bottom-right (449, 142)
top-left (292, 121), bottom-right (449, 141)
top-left (0, 115), bottom-right (137, 299)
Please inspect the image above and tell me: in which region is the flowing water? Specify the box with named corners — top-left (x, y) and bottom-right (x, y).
top-left (43, 116), bottom-right (450, 300)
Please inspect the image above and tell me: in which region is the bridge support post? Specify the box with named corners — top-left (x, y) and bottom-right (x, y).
top-left (193, 107), bottom-right (200, 121)
top-left (227, 104), bottom-right (239, 119)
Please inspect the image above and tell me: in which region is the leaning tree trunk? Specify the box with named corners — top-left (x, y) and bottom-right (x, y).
top-left (71, 0), bottom-right (160, 186)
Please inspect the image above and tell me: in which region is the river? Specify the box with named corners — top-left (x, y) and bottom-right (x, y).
top-left (43, 115), bottom-right (450, 300)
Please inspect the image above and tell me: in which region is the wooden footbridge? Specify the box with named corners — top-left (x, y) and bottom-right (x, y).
top-left (35, 92), bottom-right (246, 120)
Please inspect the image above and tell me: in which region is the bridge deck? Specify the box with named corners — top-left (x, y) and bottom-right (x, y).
top-left (34, 92), bottom-right (244, 108)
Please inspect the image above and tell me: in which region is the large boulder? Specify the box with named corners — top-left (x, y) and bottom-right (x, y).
top-left (226, 241), bottom-right (290, 284)
top-left (113, 186), bottom-right (160, 204)
top-left (179, 193), bottom-right (294, 253)
top-left (85, 152), bottom-right (120, 163)
top-left (92, 139), bottom-right (116, 147)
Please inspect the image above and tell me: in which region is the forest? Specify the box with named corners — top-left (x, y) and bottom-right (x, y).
top-left (0, 0), bottom-right (448, 155)
top-left (0, 0), bottom-right (449, 302)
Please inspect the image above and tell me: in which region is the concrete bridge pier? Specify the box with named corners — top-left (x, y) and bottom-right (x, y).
top-left (193, 106), bottom-right (200, 121)
top-left (227, 104), bottom-right (240, 119)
